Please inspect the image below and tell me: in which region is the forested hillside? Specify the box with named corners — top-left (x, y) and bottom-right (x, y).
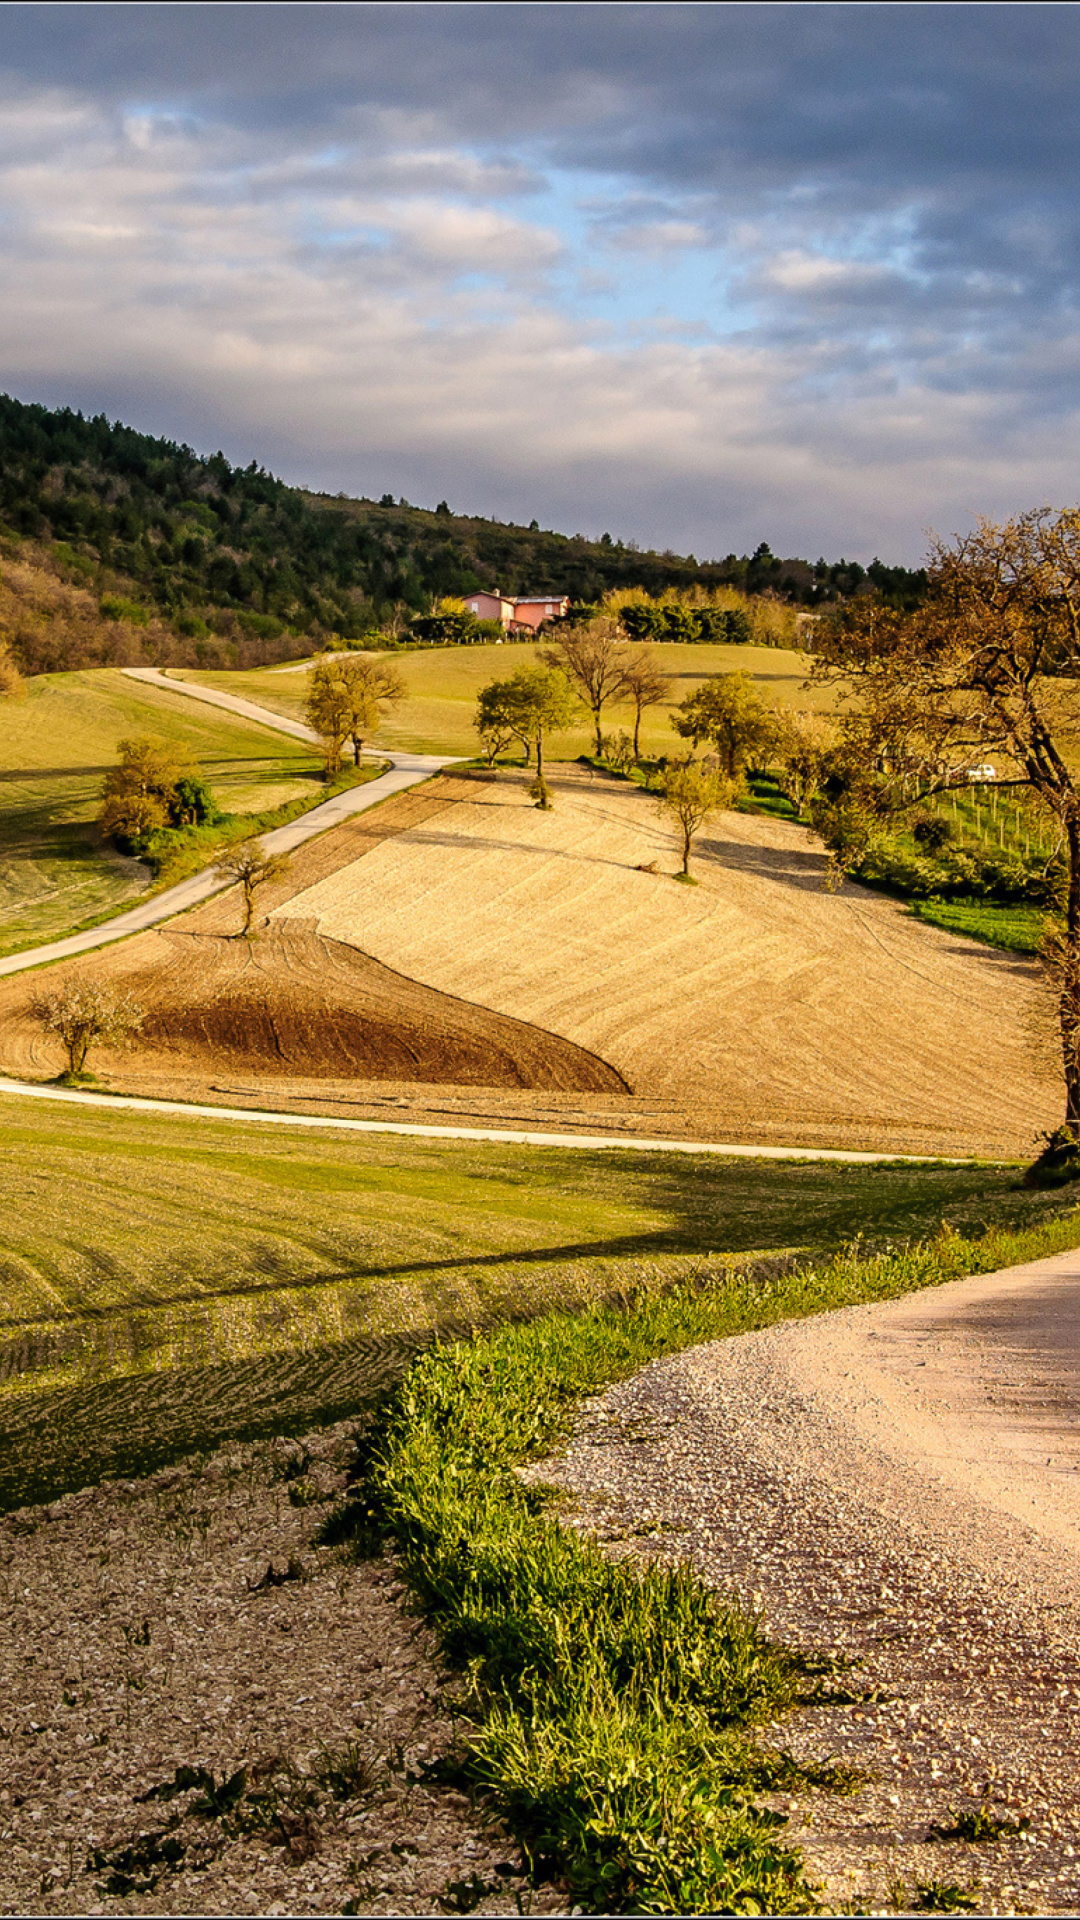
top-left (0, 393), bottom-right (927, 673)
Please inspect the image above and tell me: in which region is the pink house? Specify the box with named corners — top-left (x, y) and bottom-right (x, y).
top-left (463, 590), bottom-right (569, 633)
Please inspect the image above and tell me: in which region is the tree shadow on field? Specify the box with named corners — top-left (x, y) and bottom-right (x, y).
top-left (697, 827), bottom-right (826, 892)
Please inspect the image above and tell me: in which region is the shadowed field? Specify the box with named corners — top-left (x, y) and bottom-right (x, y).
top-left (0, 1090), bottom-right (1072, 1511)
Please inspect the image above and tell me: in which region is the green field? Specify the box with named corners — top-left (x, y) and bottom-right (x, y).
top-left (181, 638), bottom-right (830, 759)
top-left (0, 1092), bottom-right (1070, 1511)
top-left (0, 670), bottom-right (328, 953)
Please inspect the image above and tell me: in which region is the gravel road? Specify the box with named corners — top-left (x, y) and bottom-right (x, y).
top-left (540, 1247), bottom-right (1080, 1914)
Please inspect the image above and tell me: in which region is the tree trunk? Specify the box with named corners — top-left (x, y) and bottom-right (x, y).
top-left (352, 736), bottom-right (362, 766)
top-left (1063, 813), bottom-right (1080, 1128)
top-left (536, 732), bottom-right (544, 784)
top-left (682, 824), bottom-right (691, 874)
top-left (593, 708), bottom-right (604, 756)
top-left (633, 705), bottom-right (642, 760)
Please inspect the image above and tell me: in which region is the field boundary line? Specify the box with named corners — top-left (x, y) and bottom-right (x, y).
top-left (0, 666), bottom-right (461, 978)
top-left (0, 1077), bottom-right (979, 1163)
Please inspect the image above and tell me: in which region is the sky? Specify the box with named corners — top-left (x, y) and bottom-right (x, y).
top-left (1, 3), bottom-right (1078, 565)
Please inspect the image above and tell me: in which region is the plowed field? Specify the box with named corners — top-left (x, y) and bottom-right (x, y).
top-left (268, 764), bottom-right (1059, 1158)
top-left (0, 776), bottom-right (624, 1098)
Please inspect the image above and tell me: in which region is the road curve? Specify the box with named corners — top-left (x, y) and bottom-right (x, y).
top-left (0, 668), bottom-right (459, 978)
top-left (0, 1077), bottom-right (964, 1161)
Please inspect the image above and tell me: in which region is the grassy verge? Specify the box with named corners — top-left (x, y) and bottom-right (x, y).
top-left (2, 1095), bottom-right (1072, 1510)
top-left (145, 760), bottom-right (388, 888)
top-left (910, 898), bottom-right (1045, 954)
top-left (0, 669), bottom-right (328, 955)
top-left (327, 1207), bottom-right (1080, 1913)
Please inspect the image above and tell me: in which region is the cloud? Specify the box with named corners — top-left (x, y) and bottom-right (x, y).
top-left (0, 7), bottom-right (1079, 562)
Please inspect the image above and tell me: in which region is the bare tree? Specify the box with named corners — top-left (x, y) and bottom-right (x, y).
top-left (813, 507), bottom-right (1080, 1175)
top-left (541, 616), bottom-right (630, 756)
top-left (618, 646), bottom-right (672, 760)
top-left (656, 758), bottom-right (739, 876)
top-left (29, 977), bottom-right (144, 1078)
top-left (214, 839), bottom-right (291, 938)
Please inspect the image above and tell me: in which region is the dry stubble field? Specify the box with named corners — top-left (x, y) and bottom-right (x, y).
top-left (0, 762), bottom-right (1057, 1157)
top-left (265, 763), bottom-right (1056, 1158)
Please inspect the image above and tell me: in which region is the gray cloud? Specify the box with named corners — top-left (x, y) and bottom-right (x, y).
top-left (0, 5), bottom-right (1078, 562)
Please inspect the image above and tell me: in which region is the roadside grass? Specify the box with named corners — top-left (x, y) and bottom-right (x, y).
top-left (325, 1205), bottom-right (1080, 1913)
top-left (179, 638), bottom-right (830, 760)
top-left (910, 899), bottom-right (1046, 954)
top-left (0, 669), bottom-right (326, 954)
top-left (0, 1091), bottom-right (1073, 1511)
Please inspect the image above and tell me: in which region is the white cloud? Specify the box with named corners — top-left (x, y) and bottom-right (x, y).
top-left (0, 72), bottom-right (1076, 564)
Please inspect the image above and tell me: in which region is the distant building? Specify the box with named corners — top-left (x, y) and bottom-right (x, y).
top-left (463, 590), bottom-right (570, 633)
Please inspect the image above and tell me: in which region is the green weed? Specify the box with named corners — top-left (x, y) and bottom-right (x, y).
top-left (324, 1212), bottom-right (1080, 1913)
top-left (929, 1806), bottom-right (1031, 1843)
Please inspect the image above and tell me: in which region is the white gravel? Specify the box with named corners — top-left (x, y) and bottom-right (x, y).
top-left (539, 1249), bottom-right (1080, 1915)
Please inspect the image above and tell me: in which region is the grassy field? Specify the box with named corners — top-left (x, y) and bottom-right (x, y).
top-left (180, 638), bottom-right (830, 759)
top-left (0, 670), bottom-right (327, 953)
top-left (0, 1090), bottom-right (1071, 1510)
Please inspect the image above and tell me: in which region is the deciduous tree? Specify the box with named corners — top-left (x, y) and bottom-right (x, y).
top-left (671, 674), bottom-right (773, 777)
top-left (336, 654), bottom-right (406, 764)
top-left (541, 615), bottom-right (630, 756)
top-left (29, 976), bottom-right (144, 1078)
top-left (304, 659), bottom-right (352, 776)
top-left (100, 736), bottom-right (206, 849)
top-left (618, 646), bottom-right (672, 760)
top-left (656, 759), bottom-right (739, 876)
top-left (813, 507), bottom-right (1080, 1170)
top-left (214, 838), bottom-right (291, 938)
top-left (474, 677), bottom-right (532, 764)
top-left (477, 664), bottom-right (576, 807)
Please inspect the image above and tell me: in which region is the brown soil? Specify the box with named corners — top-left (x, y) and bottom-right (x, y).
top-left (0, 1422), bottom-right (560, 1917)
top-left (0, 774), bottom-right (626, 1097)
top-left (0, 763), bottom-right (1061, 1156)
top-left (120, 921), bottom-right (623, 1091)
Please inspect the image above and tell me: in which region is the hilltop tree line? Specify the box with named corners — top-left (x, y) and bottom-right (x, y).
top-left (0, 392), bottom-right (927, 674)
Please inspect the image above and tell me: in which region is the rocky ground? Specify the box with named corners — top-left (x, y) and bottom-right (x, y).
top-left (0, 1424), bottom-right (557, 1917)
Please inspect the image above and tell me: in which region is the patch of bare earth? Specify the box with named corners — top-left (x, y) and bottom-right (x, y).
top-left (0, 764), bottom-right (1059, 1155)
top-left (268, 763), bottom-right (1056, 1158)
top-left (0, 1424), bottom-right (560, 1917)
top-left (0, 775), bottom-right (624, 1100)
top-left (536, 1251), bottom-right (1080, 1915)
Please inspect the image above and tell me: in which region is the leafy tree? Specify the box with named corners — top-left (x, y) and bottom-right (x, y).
top-left (214, 839), bottom-right (291, 938)
top-left (541, 614), bottom-right (630, 755)
top-left (304, 659), bottom-right (353, 776)
top-left (100, 736), bottom-right (200, 850)
top-left (671, 674), bottom-right (773, 777)
top-left (335, 654), bottom-right (406, 763)
top-left (769, 710), bottom-right (835, 815)
top-left (171, 774), bottom-right (221, 826)
top-left (29, 976), bottom-right (144, 1078)
top-left (657, 759), bottom-right (739, 875)
top-left (812, 507), bottom-right (1080, 1170)
top-left (474, 677), bottom-right (533, 764)
top-left (480, 663), bottom-right (576, 807)
top-left (618, 646), bottom-right (672, 760)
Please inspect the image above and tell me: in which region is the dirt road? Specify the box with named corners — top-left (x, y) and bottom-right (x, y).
top-left (545, 1246), bottom-right (1080, 1912)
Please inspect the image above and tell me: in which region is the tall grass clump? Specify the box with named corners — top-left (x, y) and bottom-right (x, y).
top-left (329, 1209), bottom-right (1080, 1913)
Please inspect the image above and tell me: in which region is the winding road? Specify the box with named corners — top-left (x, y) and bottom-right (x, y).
top-left (0, 664), bottom-right (968, 1161)
top-left (0, 666), bottom-right (459, 979)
